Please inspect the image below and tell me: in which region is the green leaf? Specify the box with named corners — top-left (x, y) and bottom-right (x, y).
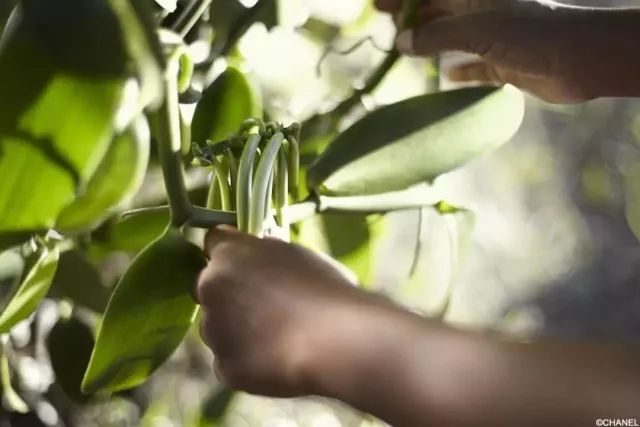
top-left (56, 118), bottom-right (151, 233)
top-left (47, 317), bottom-right (96, 403)
top-left (0, 0), bottom-right (17, 33)
top-left (93, 209), bottom-right (171, 255)
top-left (191, 66), bottom-right (263, 146)
top-left (296, 213), bottom-right (384, 285)
top-left (0, 0), bottom-right (132, 233)
top-left (47, 250), bottom-right (110, 314)
top-left (322, 214), bottom-right (374, 284)
top-left (0, 244), bottom-right (59, 333)
top-left (82, 228), bottom-right (206, 394)
top-left (308, 86), bottom-right (525, 196)
top-left (107, 0), bottom-right (166, 111)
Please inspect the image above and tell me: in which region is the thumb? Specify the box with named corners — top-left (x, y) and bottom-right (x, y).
top-left (396, 13), bottom-right (495, 57)
top-left (204, 225), bottom-right (243, 258)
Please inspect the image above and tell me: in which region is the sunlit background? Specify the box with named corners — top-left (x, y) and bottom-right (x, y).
top-left (3, 0), bottom-right (640, 426)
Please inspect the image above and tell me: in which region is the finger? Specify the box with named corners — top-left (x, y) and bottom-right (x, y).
top-left (448, 61), bottom-right (502, 85)
top-left (199, 314), bottom-right (217, 350)
top-left (396, 13), bottom-right (492, 56)
top-left (195, 261), bottom-right (235, 309)
top-left (374, 0), bottom-right (403, 12)
top-left (204, 225), bottom-right (241, 258)
top-left (213, 358), bottom-right (227, 385)
top-left (191, 276), bottom-right (201, 303)
top-left (214, 358), bottom-right (244, 390)
top-left (393, 3), bottom-right (444, 27)
top-left (200, 313), bottom-right (240, 359)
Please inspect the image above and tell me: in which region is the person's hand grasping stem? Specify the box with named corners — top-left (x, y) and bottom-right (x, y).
top-left (378, 0), bottom-right (640, 102)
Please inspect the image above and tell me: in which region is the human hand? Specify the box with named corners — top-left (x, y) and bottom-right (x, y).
top-left (195, 226), bottom-right (386, 397)
top-left (376, 0), bottom-right (634, 103)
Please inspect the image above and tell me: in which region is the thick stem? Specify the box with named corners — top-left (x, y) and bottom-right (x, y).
top-left (157, 61), bottom-right (193, 227)
top-left (188, 206), bottom-right (237, 228)
top-left (301, 0), bottom-right (421, 143)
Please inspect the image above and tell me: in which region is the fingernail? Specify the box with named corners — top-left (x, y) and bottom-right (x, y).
top-left (396, 30), bottom-right (414, 53)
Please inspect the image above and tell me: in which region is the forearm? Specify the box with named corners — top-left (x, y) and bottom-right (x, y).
top-left (310, 296), bottom-right (640, 426)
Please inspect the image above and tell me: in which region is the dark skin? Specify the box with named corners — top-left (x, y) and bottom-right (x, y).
top-left (196, 1), bottom-right (640, 425)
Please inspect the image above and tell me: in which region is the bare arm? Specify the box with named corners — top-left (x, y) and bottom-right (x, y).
top-left (311, 297), bottom-right (640, 426)
top-left (196, 227), bottom-right (640, 426)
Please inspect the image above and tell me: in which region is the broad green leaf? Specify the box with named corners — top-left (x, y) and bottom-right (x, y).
top-left (191, 66), bottom-right (263, 146)
top-left (0, 0), bottom-right (131, 232)
top-left (108, 0), bottom-right (165, 111)
top-left (0, 0), bottom-right (17, 34)
top-left (296, 213), bottom-right (384, 285)
top-left (56, 118), bottom-right (151, 233)
top-left (308, 86), bottom-right (525, 196)
top-left (47, 317), bottom-right (95, 403)
top-left (93, 209), bottom-right (171, 255)
top-left (82, 228), bottom-right (206, 394)
top-left (0, 244), bottom-right (59, 333)
top-left (47, 250), bottom-right (110, 314)
top-left (322, 214), bottom-right (376, 284)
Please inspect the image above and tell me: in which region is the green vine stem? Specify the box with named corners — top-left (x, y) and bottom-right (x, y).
top-left (121, 205), bottom-right (236, 225)
top-left (156, 55), bottom-right (194, 227)
top-left (301, 0), bottom-right (422, 143)
top-left (189, 206), bottom-right (237, 228)
top-left (249, 132), bottom-right (284, 236)
top-left (135, 188), bottom-right (439, 230)
top-left (172, 0), bottom-right (213, 38)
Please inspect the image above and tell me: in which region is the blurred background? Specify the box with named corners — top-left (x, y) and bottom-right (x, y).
top-left (2, 0), bottom-right (640, 425)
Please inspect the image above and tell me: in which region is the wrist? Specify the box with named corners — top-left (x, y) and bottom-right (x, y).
top-left (302, 292), bottom-right (420, 398)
